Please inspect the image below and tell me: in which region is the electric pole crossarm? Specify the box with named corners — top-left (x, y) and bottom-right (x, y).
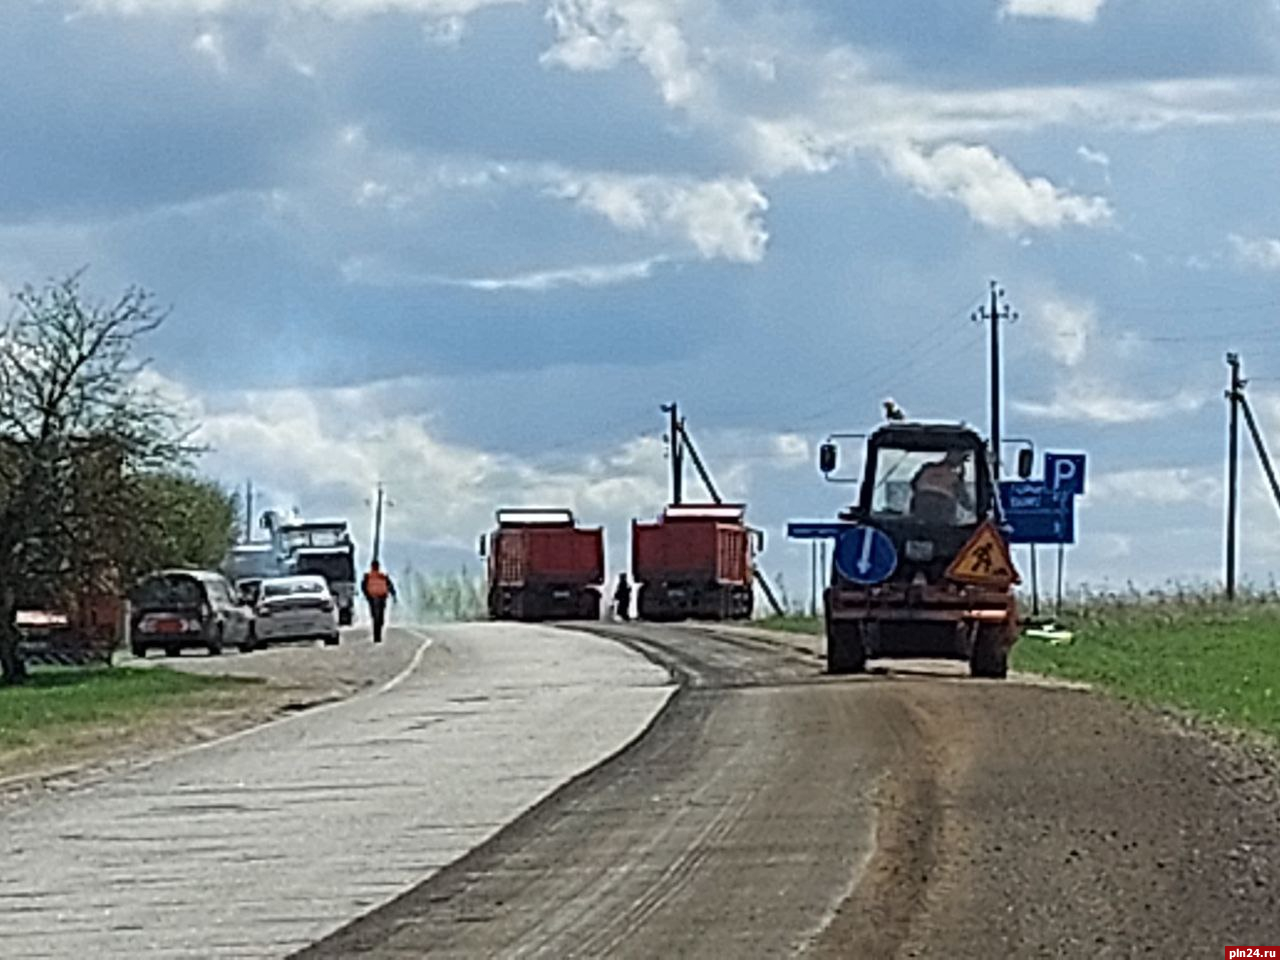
top-left (1240, 395), bottom-right (1280, 518)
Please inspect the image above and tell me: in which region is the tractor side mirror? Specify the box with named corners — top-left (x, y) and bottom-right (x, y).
top-left (819, 442), bottom-right (838, 475)
top-left (478, 535), bottom-right (487, 558)
top-left (753, 529), bottom-right (765, 552)
top-left (1016, 448), bottom-right (1034, 480)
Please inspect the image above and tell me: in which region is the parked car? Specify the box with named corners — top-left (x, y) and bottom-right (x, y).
top-left (255, 575), bottom-right (340, 647)
top-left (129, 569), bottom-right (256, 658)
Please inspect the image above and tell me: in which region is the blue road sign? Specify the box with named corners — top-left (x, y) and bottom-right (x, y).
top-left (833, 526), bottom-right (898, 584)
top-left (999, 481), bottom-right (1075, 544)
top-left (1045, 452), bottom-right (1086, 496)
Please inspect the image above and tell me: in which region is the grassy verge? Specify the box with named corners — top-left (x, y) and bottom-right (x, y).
top-left (1013, 604), bottom-right (1280, 742)
top-left (756, 615), bottom-right (822, 635)
top-left (0, 666), bottom-right (264, 781)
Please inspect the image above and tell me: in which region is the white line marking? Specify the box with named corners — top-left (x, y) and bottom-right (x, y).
top-left (379, 630), bottom-right (433, 694)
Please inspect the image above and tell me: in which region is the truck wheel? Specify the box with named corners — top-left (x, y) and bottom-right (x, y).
top-left (338, 609), bottom-right (353, 627)
top-left (827, 625), bottom-right (867, 675)
top-left (970, 625), bottom-right (1009, 679)
top-left (131, 643), bottom-right (147, 659)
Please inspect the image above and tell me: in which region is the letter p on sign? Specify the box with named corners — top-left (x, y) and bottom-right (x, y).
top-left (1045, 452), bottom-right (1086, 497)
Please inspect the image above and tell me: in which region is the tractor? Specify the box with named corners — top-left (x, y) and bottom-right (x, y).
top-left (813, 421), bottom-right (1027, 679)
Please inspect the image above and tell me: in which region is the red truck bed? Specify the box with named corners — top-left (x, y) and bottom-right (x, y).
top-left (491, 527), bottom-right (604, 587)
top-left (631, 506), bottom-right (752, 586)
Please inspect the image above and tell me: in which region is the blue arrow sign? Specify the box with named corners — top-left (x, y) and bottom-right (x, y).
top-left (833, 526), bottom-right (898, 584)
top-left (999, 481), bottom-right (1075, 544)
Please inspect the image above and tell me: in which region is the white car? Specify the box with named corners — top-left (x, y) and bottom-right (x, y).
top-left (255, 575), bottom-right (340, 646)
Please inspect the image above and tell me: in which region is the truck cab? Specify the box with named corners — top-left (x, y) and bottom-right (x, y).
top-left (821, 422), bottom-right (1018, 678)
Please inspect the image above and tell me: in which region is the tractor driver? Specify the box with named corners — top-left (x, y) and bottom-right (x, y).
top-left (910, 449), bottom-right (975, 524)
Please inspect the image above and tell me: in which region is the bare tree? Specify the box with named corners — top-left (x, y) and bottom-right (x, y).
top-left (0, 275), bottom-right (193, 684)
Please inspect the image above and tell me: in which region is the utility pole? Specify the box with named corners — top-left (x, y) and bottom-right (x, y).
top-left (371, 482), bottom-right (386, 565)
top-left (662, 402), bottom-right (684, 505)
top-left (1225, 353), bottom-right (1242, 600)
top-left (244, 479), bottom-right (254, 544)
top-left (974, 281), bottom-right (1019, 478)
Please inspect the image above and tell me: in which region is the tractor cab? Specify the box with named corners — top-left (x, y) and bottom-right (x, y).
top-left (838, 423), bottom-right (996, 585)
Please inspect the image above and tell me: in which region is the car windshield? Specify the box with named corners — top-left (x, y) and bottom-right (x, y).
top-left (262, 580), bottom-right (326, 598)
top-left (871, 446), bottom-right (978, 526)
top-left (131, 575), bottom-right (203, 609)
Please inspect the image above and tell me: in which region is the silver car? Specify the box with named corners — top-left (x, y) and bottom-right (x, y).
top-left (255, 575), bottom-right (340, 647)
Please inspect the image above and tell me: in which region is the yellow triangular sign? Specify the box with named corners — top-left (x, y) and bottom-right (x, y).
top-left (946, 520), bottom-right (1021, 588)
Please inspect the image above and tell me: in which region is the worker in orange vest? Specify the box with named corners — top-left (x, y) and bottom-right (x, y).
top-left (361, 560), bottom-right (397, 644)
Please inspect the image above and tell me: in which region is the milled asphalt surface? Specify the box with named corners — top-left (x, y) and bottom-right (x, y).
top-left (299, 623), bottom-right (1280, 959)
top-left (0, 623), bottom-right (674, 959)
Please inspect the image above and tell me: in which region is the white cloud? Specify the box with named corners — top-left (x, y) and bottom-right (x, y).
top-left (1014, 382), bottom-right (1204, 424)
top-left (1000, 0), bottom-right (1107, 23)
top-left (1091, 468), bottom-right (1220, 506)
top-left (766, 433), bottom-right (811, 470)
top-left (1228, 233), bottom-right (1280, 272)
top-left (541, 0), bottom-right (704, 107)
top-left (81, 0), bottom-right (521, 18)
top-left (342, 255), bottom-right (666, 290)
top-left (191, 29), bottom-right (229, 72)
top-left (1035, 297), bottom-right (1097, 367)
top-left (450, 257), bottom-right (665, 291)
top-left (1076, 144), bottom-right (1110, 168)
top-left (550, 172), bottom-right (769, 262)
top-left (133, 371), bottom-right (806, 569)
top-left (883, 141), bottom-right (1113, 232)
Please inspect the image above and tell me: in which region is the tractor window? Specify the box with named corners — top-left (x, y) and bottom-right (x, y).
top-left (871, 447), bottom-right (978, 525)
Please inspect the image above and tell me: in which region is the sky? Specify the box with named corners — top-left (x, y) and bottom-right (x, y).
top-left (4, 0), bottom-right (1280, 602)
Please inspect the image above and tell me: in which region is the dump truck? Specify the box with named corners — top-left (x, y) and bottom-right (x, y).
top-left (632, 503), bottom-right (760, 621)
top-left (804, 421), bottom-right (1022, 678)
top-left (481, 509), bottom-right (604, 621)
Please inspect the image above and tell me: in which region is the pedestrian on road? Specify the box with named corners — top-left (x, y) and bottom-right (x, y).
top-left (361, 560), bottom-right (397, 643)
top-left (613, 573), bottom-right (632, 622)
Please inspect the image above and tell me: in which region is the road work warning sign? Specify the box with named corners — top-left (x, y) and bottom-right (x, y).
top-left (946, 520), bottom-right (1021, 588)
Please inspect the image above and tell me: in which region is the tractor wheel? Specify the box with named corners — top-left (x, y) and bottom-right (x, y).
top-left (826, 624), bottom-right (867, 675)
top-left (969, 624), bottom-right (1009, 679)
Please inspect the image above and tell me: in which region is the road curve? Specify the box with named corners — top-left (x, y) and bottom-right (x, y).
top-left (0, 624), bottom-right (672, 959)
top-left (297, 623), bottom-right (1280, 959)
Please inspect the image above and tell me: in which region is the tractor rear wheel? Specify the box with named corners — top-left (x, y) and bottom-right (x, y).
top-left (970, 624), bottom-right (1009, 679)
top-left (826, 624), bottom-right (867, 675)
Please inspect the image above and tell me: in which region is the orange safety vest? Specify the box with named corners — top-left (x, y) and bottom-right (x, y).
top-left (914, 463), bottom-right (960, 498)
top-left (365, 569), bottom-right (390, 600)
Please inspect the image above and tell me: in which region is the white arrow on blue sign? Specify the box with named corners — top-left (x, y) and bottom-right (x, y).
top-left (833, 526), bottom-right (898, 584)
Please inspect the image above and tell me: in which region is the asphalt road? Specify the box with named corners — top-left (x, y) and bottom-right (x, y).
top-left (0, 624), bottom-right (673, 959)
top-left (298, 623), bottom-right (1280, 959)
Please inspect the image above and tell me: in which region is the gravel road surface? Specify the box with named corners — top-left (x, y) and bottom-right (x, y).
top-left (0, 623), bottom-right (673, 959)
top-left (298, 623), bottom-right (1280, 959)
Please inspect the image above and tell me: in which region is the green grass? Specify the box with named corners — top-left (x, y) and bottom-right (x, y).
top-left (1013, 602), bottom-right (1280, 742)
top-left (0, 666), bottom-right (257, 750)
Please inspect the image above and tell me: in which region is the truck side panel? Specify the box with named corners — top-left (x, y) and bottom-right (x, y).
top-left (633, 520), bottom-right (721, 582)
top-left (526, 528), bottom-right (604, 585)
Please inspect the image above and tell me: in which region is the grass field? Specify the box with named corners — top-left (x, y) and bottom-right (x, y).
top-left (0, 666), bottom-right (262, 778)
top-left (757, 602), bottom-right (1280, 742)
